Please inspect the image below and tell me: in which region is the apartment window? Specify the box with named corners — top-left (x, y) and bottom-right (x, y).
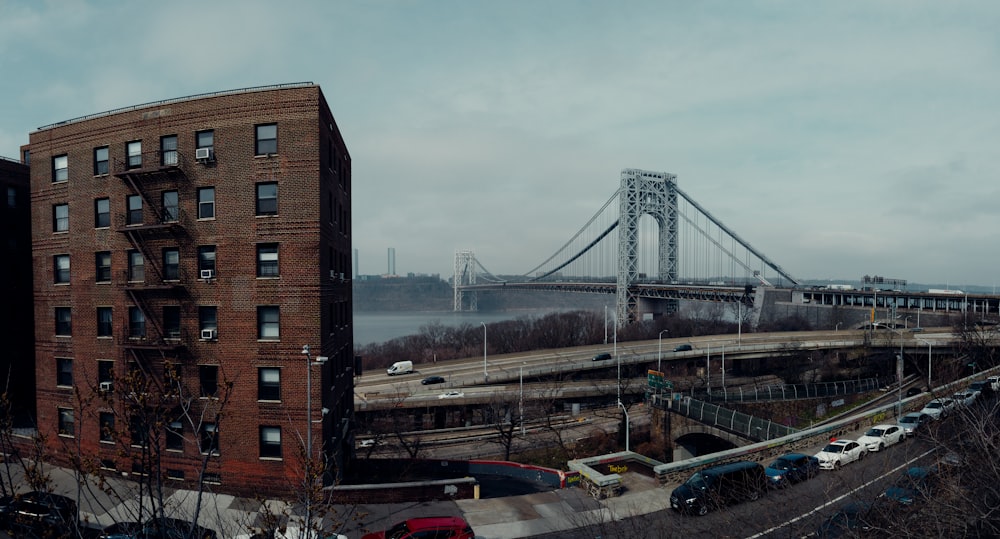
top-left (127, 195), bottom-right (143, 225)
top-left (197, 245), bottom-right (216, 274)
top-left (128, 250), bottom-right (144, 281)
top-left (259, 426), bottom-right (282, 459)
top-left (53, 203), bottom-right (69, 232)
top-left (199, 423), bottom-right (219, 455)
top-left (257, 306), bottom-right (280, 340)
top-left (196, 129), bottom-right (214, 153)
top-left (58, 408), bottom-right (75, 437)
top-left (258, 367), bottom-right (280, 401)
top-left (55, 307), bottom-right (71, 336)
top-left (94, 146), bottom-right (109, 175)
top-left (95, 198), bottom-right (110, 228)
top-left (199, 365), bottom-right (218, 398)
top-left (22, 150), bottom-right (29, 166)
top-left (161, 135), bottom-right (178, 166)
top-left (163, 306), bottom-right (181, 338)
top-left (162, 248), bottom-right (180, 281)
top-left (97, 307), bottom-right (113, 337)
top-left (6, 187), bottom-right (14, 208)
top-left (166, 469), bottom-right (183, 481)
top-left (255, 123), bottom-right (277, 155)
top-left (129, 415), bottom-right (147, 447)
top-left (256, 182), bottom-right (278, 215)
top-left (197, 187), bottom-right (215, 219)
top-left (127, 141), bottom-right (142, 169)
top-left (198, 306), bottom-right (217, 335)
top-left (257, 243), bottom-right (279, 277)
top-left (163, 418), bottom-right (183, 451)
top-left (128, 306), bottom-right (145, 339)
top-left (99, 412), bottom-right (114, 443)
top-left (54, 254), bottom-right (70, 284)
top-left (95, 251), bottom-right (112, 282)
top-left (53, 154), bottom-right (68, 182)
top-left (97, 360), bottom-right (114, 385)
top-left (56, 358), bottom-right (73, 386)
top-left (162, 190), bottom-right (178, 222)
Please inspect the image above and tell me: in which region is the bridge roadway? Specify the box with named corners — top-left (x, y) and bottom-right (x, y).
top-left (354, 329), bottom-right (955, 411)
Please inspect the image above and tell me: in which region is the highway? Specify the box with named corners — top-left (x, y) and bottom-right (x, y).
top-left (354, 329), bottom-right (954, 410)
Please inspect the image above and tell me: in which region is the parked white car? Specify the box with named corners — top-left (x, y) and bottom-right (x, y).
top-left (987, 376), bottom-right (1000, 391)
top-left (857, 424), bottom-right (905, 452)
top-left (952, 391), bottom-right (976, 407)
top-left (919, 398), bottom-right (955, 420)
top-left (815, 439), bottom-right (868, 470)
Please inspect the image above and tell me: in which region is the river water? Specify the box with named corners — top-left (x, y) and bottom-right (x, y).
top-left (353, 308), bottom-right (590, 346)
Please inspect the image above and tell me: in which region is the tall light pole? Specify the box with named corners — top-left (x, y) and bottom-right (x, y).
top-left (301, 344), bottom-right (327, 539)
top-left (888, 329), bottom-right (904, 417)
top-left (737, 303), bottom-right (742, 347)
top-left (618, 400), bottom-right (630, 452)
top-left (917, 337), bottom-right (933, 389)
top-left (519, 364), bottom-right (525, 436)
top-left (301, 345), bottom-right (328, 461)
top-left (658, 329), bottom-right (668, 372)
top-left (604, 305), bottom-right (608, 345)
top-left (481, 322), bottom-right (488, 382)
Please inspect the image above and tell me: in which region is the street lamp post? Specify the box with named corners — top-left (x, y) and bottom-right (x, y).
top-left (300, 344), bottom-right (327, 539)
top-left (481, 322), bottom-right (488, 382)
top-left (604, 305), bottom-right (608, 345)
top-left (917, 338), bottom-right (933, 389)
top-left (658, 329), bottom-right (668, 372)
top-left (618, 400), bottom-right (630, 452)
top-left (888, 329), bottom-right (904, 417)
top-left (737, 303), bottom-right (742, 347)
top-left (519, 365), bottom-right (525, 436)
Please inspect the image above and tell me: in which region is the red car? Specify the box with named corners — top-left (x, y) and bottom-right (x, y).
top-left (361, 516), bottom-right (475, 539)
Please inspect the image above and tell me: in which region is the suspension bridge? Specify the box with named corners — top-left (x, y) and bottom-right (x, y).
top-left (453, 168), bottom-right (799, 325)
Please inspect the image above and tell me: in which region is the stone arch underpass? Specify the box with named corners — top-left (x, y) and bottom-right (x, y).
top-left (672, 425), bottom-right (745, 461)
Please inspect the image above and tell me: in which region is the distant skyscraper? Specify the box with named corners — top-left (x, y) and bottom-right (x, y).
top-left (388, 247), bottom-right (396, 275)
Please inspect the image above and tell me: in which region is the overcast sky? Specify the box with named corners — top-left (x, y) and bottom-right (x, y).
top-left (3, 1), bottom-right (999, 287)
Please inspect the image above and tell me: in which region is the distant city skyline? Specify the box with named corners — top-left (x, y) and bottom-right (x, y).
top-left (4, 1), bottom-right (1000, 286)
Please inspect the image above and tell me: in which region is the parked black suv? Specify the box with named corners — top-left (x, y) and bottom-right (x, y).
top-left (0, 490), bottom-right (78, 538)
top-left (670, 461), bottom-right (767, 515)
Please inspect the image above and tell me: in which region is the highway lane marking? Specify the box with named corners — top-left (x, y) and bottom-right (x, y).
top-left (744, 447), bottom-right (937, 539)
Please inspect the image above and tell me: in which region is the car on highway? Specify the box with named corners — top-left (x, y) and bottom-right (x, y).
top-left (919, 398), bottom-right (955, 420)
top-left (857, 424), bottom-right (905, 452)
top-left (438, 391), bottom-right (464, 399)
top-left (882, 466), bottom-right (937, 506)
top-left (673, 344), bottom-right (693, 352)
top-left (764, 453), bottom-right (819, 488)
top-left (952, 390), bottom-right (976, 407)
top-left (420, 375), bottom-right (445, 385)
top-left (815, 440), bottom-right (867, 470)
top-left (361, 516), bottom-right (475, 539)
top-left (669, 461), bottom-right (767, 516)
top-left (591, 352), bottom-right (612, 361)
top-left (898, 412), bottom-right (931, 436)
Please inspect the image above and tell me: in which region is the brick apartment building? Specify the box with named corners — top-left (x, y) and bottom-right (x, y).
top-left (0, 155), bottom-right (35, 425)
top-left (24, 83), bottom-right (353, 496)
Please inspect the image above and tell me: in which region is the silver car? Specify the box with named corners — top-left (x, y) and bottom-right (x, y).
top-left (898, 412), bottom-right (931, 436)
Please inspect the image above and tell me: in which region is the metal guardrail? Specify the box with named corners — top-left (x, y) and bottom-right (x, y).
top-left (705, 375), bottom-right (893, 403)
top-left (651, 394), bottom-right (798, 441)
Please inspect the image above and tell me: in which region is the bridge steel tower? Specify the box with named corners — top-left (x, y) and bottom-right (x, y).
top-left (617, 169), bottom-right (678, 325)
top-left (453, 249), bottom-right (478, 312)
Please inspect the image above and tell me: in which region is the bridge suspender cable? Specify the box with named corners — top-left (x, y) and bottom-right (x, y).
top-left (523, 190), bottom-right (621, 277)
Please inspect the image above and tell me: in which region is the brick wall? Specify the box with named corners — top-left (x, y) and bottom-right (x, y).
top-left (26, 84), bottom-right (353, 497)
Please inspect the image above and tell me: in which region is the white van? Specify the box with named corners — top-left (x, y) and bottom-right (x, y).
top-left (386, 360), bottom-right (413, 376)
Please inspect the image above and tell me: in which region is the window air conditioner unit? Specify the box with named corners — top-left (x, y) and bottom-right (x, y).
top-left (200, 269), bottom-right (215, 279)
top-left (329, 269), bottom-right (336, 279)
top-left (195, 147), bottom-right (214, 161)
top-left (201, 329), bottom-right (217, 340)
top-left (99, 381), bottom-right (113, 393)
